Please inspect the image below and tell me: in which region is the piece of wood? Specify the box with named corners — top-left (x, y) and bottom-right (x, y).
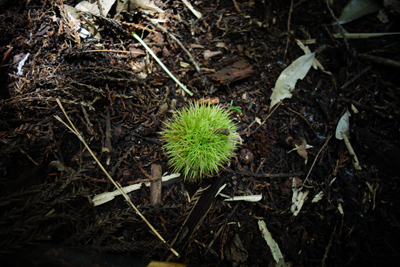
top-left (150, 164), bottom-right (162, 205)
top-left (208, 58), bottom-right (254, 84)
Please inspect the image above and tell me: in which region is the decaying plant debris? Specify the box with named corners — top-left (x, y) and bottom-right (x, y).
top-left (1, 0), bottom-right (400, 266)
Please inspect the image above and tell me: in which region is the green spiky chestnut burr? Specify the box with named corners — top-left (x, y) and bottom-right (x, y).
top-left (161, 102), bottom-right (238, 182)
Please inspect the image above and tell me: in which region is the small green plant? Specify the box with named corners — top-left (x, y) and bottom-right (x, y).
top-left (161, 102), bottom-right (238, 181)
top-left (228, 100), bottom-right (242, 113)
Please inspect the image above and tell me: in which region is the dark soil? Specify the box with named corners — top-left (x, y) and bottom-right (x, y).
top-left (1, 0), bottom-right (400, 266)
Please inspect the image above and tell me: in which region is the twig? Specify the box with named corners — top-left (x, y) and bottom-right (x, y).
top-left (341, 132), bottom-right (362, 170)
top-left (301, 134), bottom-right (332, 189)
top-left (225, 169), bottom-right (304, 178)
top-left (83, 50), bottom-right (145, 55)
top-left (133, 157), bottom-right (153, 179)
top-left (150, 164), bottom-right (162, 205)
top-left (282, 0), bottom-right (294, 64)
top-left (287, 107), bottom-right (317, 136)
top-left (357, 54), bottom-right (400, 70)
top-left (104, 109), bottom-right (112, 152)
top-left (110, 143), bottom-right (136, 177)
top-left (339, 96), bottom-right (394, 119)
top-left (249, 102), bottom-right (281, 136)
top-left (132, 32), bottom-right (193, 96)
top-left (113, 0), bottom-right (128, 20)
top-left (17, 146), bottom-right (39, 166)
top-left (341, 65), bottom-right (372, 89)
top-left (325, 0), bottom-right (349, 50)
top-left (321, 220), bottom-right (338, 267)
top-left (147, 18), bottom-right (201, 72)
top-left (232, 0), bottom-right (241, 13)
top-left (54, 98), bottom-right (179, 257)
top-left (181, 0), bottom-right (202, 19)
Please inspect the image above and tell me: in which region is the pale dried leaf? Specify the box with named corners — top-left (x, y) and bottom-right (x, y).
top-left (296, 40), bottom-right (331, 75)
top-left (311, 191), bottom-right (324, 203)
top-left (338, 202), bottom-right (344, 215)
top-left (291, 178), bottom-right (309, 216)
top-left (334, 0), bottom-right (382, 25)
top-left (116, 0), bottom-right (164, 15)
top-left (270, 53), bottom-right (315, 110)
top-left (64, 4), bottom-right (80, 23)
top-left (131, 0), bottom-right (164, 13)
top-left (99, 0), bottom-right (116, 16)
top-left (204, 50), bottom-right (222, 60)
top-left (258, 220), bottom-right (284, 263)
top-left (182, 0), bottom-right (202, 19)
top-left (215, 42), bottom-right (229, 50)
top-left (92, 173), bottom-right (181, 206)
top-left (222, 194), bottom-right (262, 202)
top-left (16, 53), bottom-right (29, 75)
top-left (48, 160), bottom-right (65, 171)
top-left (75, 1), bottom-right (100, 15)
top-left (63, 5), bottom-right (80, 20)
top-left (335, 110), bottom-right (351, 140)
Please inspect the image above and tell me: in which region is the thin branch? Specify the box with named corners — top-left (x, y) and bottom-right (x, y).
top-left (249, 102), bottom-right (281, 136)
top-left (54, 98), bottom-right (179, 257)
top-left (132, 32), bottom-right (193, 96)
top-left (146, 18), bottom-right (201, 72)
top-left (225, 169), bottom-right (304, 178)
top-left (282, 0), bottom-right (294, 64)
top-left (301, 134), bottom-right (332, 189)
top-left (325, 0), bottom-right (349, 50)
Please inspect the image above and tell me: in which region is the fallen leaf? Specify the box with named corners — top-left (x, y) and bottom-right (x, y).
top-left (75, 1), bottom-right (101, 15)
top-left (120, 0), bottom-right (165, 14)
top-left (270, 53), bottom-right (315, 110)
top-left (311, 191), bottom-right (324, 203)
top-left (92, 173), bottom-right (181, 206)
top-left (288, 137), bottom-right (313, 164)
top-left (215, 42), bottom-right (229, 50)
top-left (222, 194), bottom-right (262, 202)
top-left (258, 220), bottom-right (284, 263)
top-left (335, 110), bottom-right (351, 140)
top-left (334, 0), bottom-right (382, 25)
top-left (204, 50), bottom-right (222, 60)
top-left (99, 0), bottom-right (116, 16)
top-left (296, 40), bottom-right (331, 75)
top-left (291, 178), bottom-right (309, 216)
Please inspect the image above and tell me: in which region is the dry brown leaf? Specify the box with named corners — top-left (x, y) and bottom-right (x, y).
top-left (288, 137), bottom-right (313, 164)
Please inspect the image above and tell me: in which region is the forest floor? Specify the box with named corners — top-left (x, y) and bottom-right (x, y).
top-left (1, 0), bottom-right (400, 266)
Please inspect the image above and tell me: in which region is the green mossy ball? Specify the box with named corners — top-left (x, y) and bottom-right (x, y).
top-left (161, 102), bottom-right (238, 182)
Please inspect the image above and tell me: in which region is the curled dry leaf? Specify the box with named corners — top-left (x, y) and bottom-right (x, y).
top-left (204, 50), bottom-right (222, 60)
top-left (215, 42), bottom-right (229, 50)
top-left (335, 110), bottom-right (351, 140)
top-left (288, 137), bottom-right (313, 164)
top-left (311, 191), bottom-right (324, 203)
